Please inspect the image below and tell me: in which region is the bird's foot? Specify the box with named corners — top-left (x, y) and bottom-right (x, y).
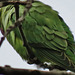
top-left (27, 57), bottom-right (41, 65)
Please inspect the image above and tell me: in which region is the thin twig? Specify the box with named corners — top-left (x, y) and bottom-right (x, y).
top-left (0, 1), bottom-right (27, 8)
top-left (0, 8), bottom-right (25, 46)
top-left (0, 1), bottom-right (31, 46)
top-left (4, 15), bottom-right (24, 37)
top-left (14, 0), bottom-right (36, 60)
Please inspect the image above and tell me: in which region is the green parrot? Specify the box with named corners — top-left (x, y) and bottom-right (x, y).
top-left (1, 0), bottom-right (75, 71)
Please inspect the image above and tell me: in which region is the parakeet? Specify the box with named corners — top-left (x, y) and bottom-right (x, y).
top-left (1, 0), bottom-right (75, 71)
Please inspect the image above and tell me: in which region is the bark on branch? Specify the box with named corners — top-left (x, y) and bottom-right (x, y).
top-left (0, 1), bottom-right (27, 8)
top-left (0, 66), bottom-right (75, 75)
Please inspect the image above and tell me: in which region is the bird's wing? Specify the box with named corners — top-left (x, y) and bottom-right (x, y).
top-left (22, 1), bottom-right (75, 71)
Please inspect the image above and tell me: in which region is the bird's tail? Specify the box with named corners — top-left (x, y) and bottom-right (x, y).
top-left (32, 48), bottom-right (75, 72)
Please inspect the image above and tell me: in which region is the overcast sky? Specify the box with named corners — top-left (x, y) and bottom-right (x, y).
top-left (0, 0), bottom-right (75, 70)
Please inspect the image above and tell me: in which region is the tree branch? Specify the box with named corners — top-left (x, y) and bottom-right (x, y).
top-left (0, 1), bottom-right (27, 8)
top-left (0, 66), bottom-right (75, 75)
top-left (14, 0), bottom-right (37, 62)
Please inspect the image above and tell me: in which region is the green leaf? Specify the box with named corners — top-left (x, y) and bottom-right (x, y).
top-left (1, 5), bottom-right (14, 31)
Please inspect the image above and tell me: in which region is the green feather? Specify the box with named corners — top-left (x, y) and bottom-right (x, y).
top-left (1, 1), bottom-right (75, 72)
